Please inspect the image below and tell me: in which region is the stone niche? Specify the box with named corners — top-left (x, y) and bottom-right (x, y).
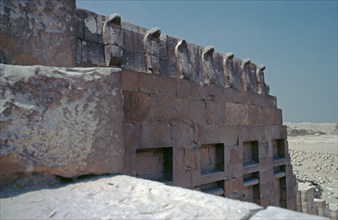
top-left (135, 147), bottom-right (173, 182)
top-left (199, 143), bottom-right (225, 175)
top-left (274, 165), bottom-right (287, 208)
top-left (243, 171), bottom-right (261, 205)
top-left (198, 180), bottom-right (225, 196)
top-left (243, 141), bottom-right (259, 166)
top-left (272, 139), bottom-right (286, 160)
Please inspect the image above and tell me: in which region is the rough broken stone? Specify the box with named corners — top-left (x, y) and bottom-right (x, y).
top-left (0, 0), bottom-right (77, 67)
top-left (0, 175), bottom-right (263, 219)
top-left (0, 64), bottom-right (124, 186)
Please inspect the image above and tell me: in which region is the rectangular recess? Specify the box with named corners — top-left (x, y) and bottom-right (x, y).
top-left (243, 172), bottom-right (260, 205)
top-left (273, 139), bottom-right (286, 160)
top-left (199, 181), bottom-right (224, 196)
top-left (136, 147), bottom-right (173, 182)
top-left (243, 172), bottom-right (260, 187)
top-left (200, 143), bottom-right (224, 175)
top-left (274, 165), bottom-right (286, 179)
top-left (243, 141), bottom-right (259, 166)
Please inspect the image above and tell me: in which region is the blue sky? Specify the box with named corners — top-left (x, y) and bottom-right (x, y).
top-left (77, 0), bottom-right (337, 123)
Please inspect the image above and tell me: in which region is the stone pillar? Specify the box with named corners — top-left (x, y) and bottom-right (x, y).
top-left (298, 182), bottom-right (318, 215)
top-left (314, 199), bottom-right (326, 217)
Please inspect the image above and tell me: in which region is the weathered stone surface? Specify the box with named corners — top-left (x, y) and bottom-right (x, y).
top-left (251, 206), bottom-right (328, 220)
top-left (0, 0), bottom-right (77, 66)
top-left (123, 91), bottom-right (150, 123)
top-left (0, 175), bottom-right (265, 220)
top-left (0, 64), bottom-right (124, 186)
top-left (226, 103), bottom-right (249, 125)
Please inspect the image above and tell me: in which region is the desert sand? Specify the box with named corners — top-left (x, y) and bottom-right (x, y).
top-left (286, 122), bottom-right (338, 205)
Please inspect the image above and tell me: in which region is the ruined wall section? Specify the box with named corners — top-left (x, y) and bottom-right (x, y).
top-left (0, 0), bottom-right (77, 66)
top-left (75, 9), bottom-right (269, 95)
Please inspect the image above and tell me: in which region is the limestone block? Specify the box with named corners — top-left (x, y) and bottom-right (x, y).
top-left (122, 70), bottom-right (139, 92)
top-left (159, 59), bottom-right (177, 78)
top-left (139, 73), bottom-right (159, 94)
top-left (224, 178), bottom-right (243, 194)
top-left (274, 108), bottom-right (283, 125)
top-left (124, 123), bottom-right (141, 154)
top-left (141, 123), bottom-right (172, 147)
top-left (123, 91), bottom-right (151, 123)
top-left (203, 85), bottom-right (225, 101)
top-left (79, 10), bottom-right (104, 44)
top-left (151, 95), bottom-right (183, 123)
top-left (259, 170), bottom-right (274, 185)
top-left (123, 153), bottom-right (137, 176)
top-left (182, 99), bottom-right (208, 125)
top-left (0, 64), bottom-right (124, 186)
top-left (123, 29), bottom-right (144, 52)
top-left (260, 181), bottom-right (274, 198)
top-left (133, 52), bottom-right (147, 73)
top-left (225, 103), bottom-right (249, 126)
top-left (171, 148), bottom-right (192, 188)
top-left (248, 105), bottom-right (264, 125)
top-left (154, 77), bottom-right (178, 97)
top-left (219, 126), bottom-right (239, 146)
top-left (229, 146), bottom-right (243, 164)
top-left (80, 40), bottom-right (105, 66)
top-left (298, 182), bottom-right (315, 202)
top-left (196, 124), bottom-right (220, 144)
top-left (120, 49), bottom-right (134, 70)
top-left (189, 83), bottom-right (206, 100)
top-left (229, 163), bottom-right (243, 178)
top-left (206, 101), bottom-right (226, 125)
top-left (176, 79), bottom-right (191, 98)
top-left (314, 198), bottom-right (326, 217)
top-left (171, 123), bottom-right (195, 147)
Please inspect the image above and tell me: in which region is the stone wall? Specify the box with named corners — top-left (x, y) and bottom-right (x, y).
top-left (121, 69), bottom-right (297, 210)
top-left (75, 9), bottom-right (269, 95)
top-left (0, 0), bottom-right (298, 213)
